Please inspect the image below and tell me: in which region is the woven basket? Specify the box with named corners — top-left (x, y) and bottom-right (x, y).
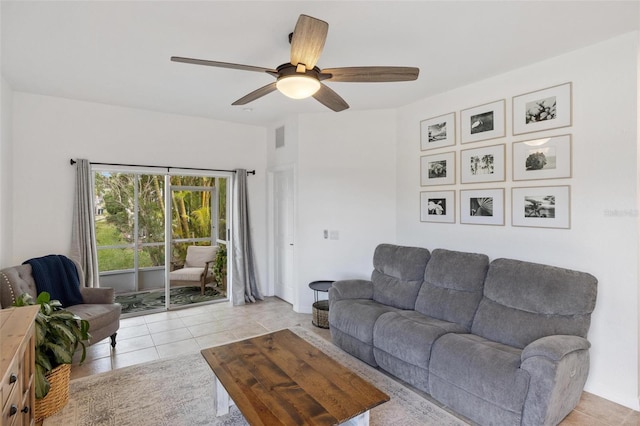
top-left (312, 300), bottom-right (330, 329)
top-left (34, 363), bottom-right (71, 422)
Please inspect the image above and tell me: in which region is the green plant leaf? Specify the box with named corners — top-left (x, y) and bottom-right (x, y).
top-left (36, 292), bottom-right (51, 304)
top-left (34, 364), bottom-right (51, 399)
top-left (44, 341), bottom-right (73, 365)
top-left (35, 351), bottom-right (52, 372)
top-left (50, 322), bottom-right (78, 345)
top-left (49, 310), bottom-right (78, 321)
top-left (49, 299), bottom-right (63, 309)
top-left (41, 302), bottom-right (52, 316)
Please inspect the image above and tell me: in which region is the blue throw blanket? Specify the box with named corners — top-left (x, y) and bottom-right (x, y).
top-left (23, 255), bottom-right (84, 307)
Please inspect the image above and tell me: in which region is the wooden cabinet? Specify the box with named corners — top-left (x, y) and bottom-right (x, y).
top-left (1, 306), bottom-right (38, 426)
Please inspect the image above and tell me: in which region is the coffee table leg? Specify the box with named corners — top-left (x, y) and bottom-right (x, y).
top-left (214, 375), bottom-right (234, 416)
top-left (342, 410), bottom-right (370, 425)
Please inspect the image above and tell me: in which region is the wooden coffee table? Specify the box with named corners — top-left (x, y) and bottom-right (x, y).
top-left (200, 329), bottom-right (389, 425)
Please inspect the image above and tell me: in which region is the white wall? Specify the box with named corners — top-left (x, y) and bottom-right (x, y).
top-left (396, 32), bottom-right (639, 409)
top-left (9, 93), bottom-right (268, 292)
top-left (0, 76), bottom-right (13, 266)
top-left (292, 110), bottom-right (397, 312)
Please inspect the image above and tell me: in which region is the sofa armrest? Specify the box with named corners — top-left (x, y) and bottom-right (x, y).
top-left (80, 287), bottom-right (115, 304)
top-left (328, 279), bottom-right (373, 306)
top-left (520, 335), bottom-right (591, 425)
top-left (522, 335), bottom-right (591, 363)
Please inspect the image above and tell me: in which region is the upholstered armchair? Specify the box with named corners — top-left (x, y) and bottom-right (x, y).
top-left (0, 259), bottom-right (121, 348)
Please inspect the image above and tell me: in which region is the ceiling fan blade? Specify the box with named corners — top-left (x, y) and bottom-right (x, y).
top-left (313, 84), bottom-right (349, 112)
top-left (320, 66), bottom-right (419, 82)
top-left (290, 15), bottom-right (328, 70)
top-left (171, 57), bottom-right (277, 75)
top-left (231, 82), bottom-right (278, 106)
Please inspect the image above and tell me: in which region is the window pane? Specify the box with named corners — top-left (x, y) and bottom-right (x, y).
top-left (137, 175), bottom-right (165, 244)
top-left (97, 248), bottom-right (135, 272)
top-left (218, 177), bottom-right (228, 241)
top-left (139, 245), bottom-right (165, 268)
top-left (171, 189), bottom-right (211, 240)
top-left (95, 172), bottom-right (135, 247)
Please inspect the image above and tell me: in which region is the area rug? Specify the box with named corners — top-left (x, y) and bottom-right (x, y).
top-left (43, 327), bottom-right (468, 426)
top-left (115, 286), bottom-right (226, 314)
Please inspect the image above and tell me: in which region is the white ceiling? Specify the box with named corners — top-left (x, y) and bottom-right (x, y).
top-left (2, 1), bottom-right (638, 127)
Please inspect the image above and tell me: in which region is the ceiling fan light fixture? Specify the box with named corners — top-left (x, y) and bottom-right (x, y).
top-left (276, 74), bottom-right (321, 99)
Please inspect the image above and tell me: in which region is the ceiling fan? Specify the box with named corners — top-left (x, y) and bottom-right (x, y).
top-left (171, 14), bottom-right (419, 112)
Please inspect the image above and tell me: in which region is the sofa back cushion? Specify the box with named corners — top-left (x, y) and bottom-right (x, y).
top-left (0, 265), bottom-right (38, 308)
top-left (414, 249), bottom-right (488, 329)
top-left (471, 258), bottom-right (598, 349)
top-left (371, 244), bottom-right (431, 309)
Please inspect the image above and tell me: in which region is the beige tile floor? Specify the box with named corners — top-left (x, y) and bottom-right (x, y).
top-left (71, 297), bottom-right (639, 426)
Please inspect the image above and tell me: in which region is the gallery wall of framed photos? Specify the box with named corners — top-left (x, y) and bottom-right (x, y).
top-left (419, 82), bottom-right (573, 229)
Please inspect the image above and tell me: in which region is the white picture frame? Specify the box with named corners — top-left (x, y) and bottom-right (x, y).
top-left (460, 144), bottom-right (506, 184)
top-left (420, 112), bottom-right (456, 151)
top-left (512, 82), bottom-right (572, 135)
top-left (420, 151), bottom-right (456, 186)
top-left (460, 188), bottom-right (504, 226)
top-left (512, 185), bottom-right (571, 229)
top-left (420, 191), bottom-right (455, 223)
top-left (512, 134), bottom-right (572, 181)
top-left (460, 99), bottom-right (506, 144)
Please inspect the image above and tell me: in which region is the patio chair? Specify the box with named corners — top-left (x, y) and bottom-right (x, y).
top-left (169, 245), bottom-right (218, 295)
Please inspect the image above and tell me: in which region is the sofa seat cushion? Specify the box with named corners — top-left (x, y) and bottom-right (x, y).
top-left (329, 299), bottom-right (399, 366)
top-left (372, 310), bottom-right (467, 392)
top-left (374, 310), bottom-right (467, 367)
top-left (429, 333), bottom-right (530, 425)
top-left (67, 303), bottom-right (122, 336)
top-left (329, 299), bottom-right (399, 345)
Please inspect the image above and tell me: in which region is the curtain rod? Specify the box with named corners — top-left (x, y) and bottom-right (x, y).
top-left (69, 159), bottom-right (255, 175)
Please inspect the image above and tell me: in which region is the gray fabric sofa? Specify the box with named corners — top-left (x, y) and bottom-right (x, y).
top-left (0, 262), bottom-right (122, 347)
top-left (329, 244), bottom-right (598, 426)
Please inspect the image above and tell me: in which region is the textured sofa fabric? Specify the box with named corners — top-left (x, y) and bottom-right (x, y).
top-left (373, 249), bottom-right (489, 392)
top-left (0, 263), bottom-right (122, 347)
top-left (429, 258), bottom-right (598, 426)
top-left (329, 244), bottom-right (431, 366)
top-left (329, 244), bottom-right (598, 426)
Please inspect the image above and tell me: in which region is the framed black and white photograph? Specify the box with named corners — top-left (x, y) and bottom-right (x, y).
top-left (460, 188), bottom-right (504, 226)
top-left (420, 151), bottom-right (456, 186)
top-left (420, 191), bottom-right (455, 223)
top-left (460, 99), bottom-right (506, 144)
top-left (420, 112), bottom-right (456, 151)
top-left (513, 134), bottom-right (572, 181)
top-left (460, 144), bottom-right (506, 184)
top-left (513, 82), bottom-right (572, 135)
top-left (512, 185), bottom-right (570, 229)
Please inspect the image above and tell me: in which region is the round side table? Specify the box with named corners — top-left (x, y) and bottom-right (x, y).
top-left (308, 280), bottom-right (334, 328)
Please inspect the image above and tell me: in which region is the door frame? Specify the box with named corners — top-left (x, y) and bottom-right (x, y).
top-left (267, 164), bottom-right (298, 310)
top-left (163, 172), bottom-right (233, 310)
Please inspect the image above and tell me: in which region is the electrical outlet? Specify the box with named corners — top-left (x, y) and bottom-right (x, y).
top-left (323, 229), bottom-right (328, 239)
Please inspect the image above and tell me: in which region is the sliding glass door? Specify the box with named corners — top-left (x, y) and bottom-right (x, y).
top-left (94, 168), bottom-right (229, 316)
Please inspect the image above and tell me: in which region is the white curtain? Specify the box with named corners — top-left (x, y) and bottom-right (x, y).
top-left (70, 159), bottom-right (99, 287)
top-left (231, 169), bottom-right (263, 305)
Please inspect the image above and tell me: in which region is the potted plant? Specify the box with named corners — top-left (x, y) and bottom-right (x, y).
top-left (213, 244), bottom-right (227, 292)
top-left (14, 292), bottom-right (90, 420)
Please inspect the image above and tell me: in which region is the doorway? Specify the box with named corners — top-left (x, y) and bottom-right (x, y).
top-left (273, 168), bottom-right (295, 304)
